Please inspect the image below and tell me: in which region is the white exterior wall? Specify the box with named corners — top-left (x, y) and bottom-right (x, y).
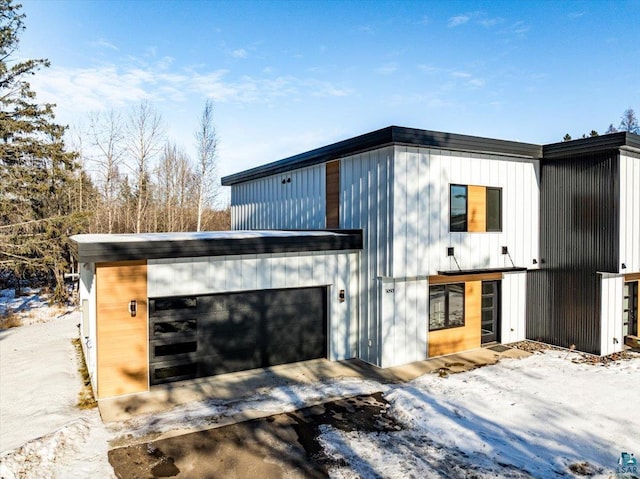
top-left (231, 163), bottom-right (325, 229)
top-left (79, 262), bottom-right (97, 391)
top-left (600, 274), bottom-right (625, 355)
top-left (340, 147), bottom-right (393, 365)
top-left (378, 277), bottom-right (428, 367)
top-left (619, 150), bottom-right (640, 274)
top-left (500, 271), bottom-right (527, 344)
top-left (148, 250), bottom-right (359, 361)
top-left (391, 146), bottom-right (540, 277)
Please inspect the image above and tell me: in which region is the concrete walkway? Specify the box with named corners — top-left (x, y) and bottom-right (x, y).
top-left (98, 346), bottom-right (529, 424)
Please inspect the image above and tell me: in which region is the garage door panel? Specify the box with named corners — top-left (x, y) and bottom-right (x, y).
top-left (149, 287), bottom-right (327, 385)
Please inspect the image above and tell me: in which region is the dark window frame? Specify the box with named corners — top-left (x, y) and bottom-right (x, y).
top-left (486, 187), bottom-right (503, 232)
top-left (449, 184), bottom-right (468, 232)
top-left (429, 283), bottom-right (466, 331)
top-left (449, 184), bottom-right (503, 233)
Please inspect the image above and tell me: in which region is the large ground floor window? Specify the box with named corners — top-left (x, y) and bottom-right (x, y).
top-left (429, 283), bottom-right (465, 331)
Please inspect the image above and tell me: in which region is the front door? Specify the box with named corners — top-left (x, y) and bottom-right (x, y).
top-left (481, 280), bottom-right (501, 344)
top-left (623, 281), bottom-right (638, 337)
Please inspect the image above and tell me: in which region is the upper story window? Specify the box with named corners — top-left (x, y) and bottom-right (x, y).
top-left (449, 184), bottom-right (502, 232)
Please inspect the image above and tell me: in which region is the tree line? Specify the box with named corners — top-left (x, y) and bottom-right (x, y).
top-left (74, 100), bottom-right (228, 236)
top-left (563, 107), bottom-right (639, 141)
top-left (0, 1), bottom-right (228, 301)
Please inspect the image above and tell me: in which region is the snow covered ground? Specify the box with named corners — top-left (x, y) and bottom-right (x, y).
top-left (1, 291), bottom-right (638, 478)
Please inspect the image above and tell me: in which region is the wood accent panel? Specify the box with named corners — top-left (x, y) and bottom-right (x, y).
top-left (429, 272), bottom-right (503, 285)
top-left (467, 185), bottom-right (486, 232)
top-left (96, 260), bottom-right (148, 398)
top-left (428, 281), bottom-right (482, 357)
top-left (326, 161), bottom-right (340, 228)
top-left (624, 273), bottom-right (640, 281)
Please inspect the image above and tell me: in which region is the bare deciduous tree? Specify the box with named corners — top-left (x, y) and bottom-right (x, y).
top-left (156, 143), bottom-right (197, 232)
top-left (125, 100), bottom-right (164, 233)
top-left (194, 100), bottom-right (219, 232)
top-left (87, 110), bottom-right (124, 233)
top-left (619, 108), bottom-right (639, 134)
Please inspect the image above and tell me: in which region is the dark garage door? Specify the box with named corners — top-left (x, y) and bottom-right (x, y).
top-left (148, 287), bottom-right (327, 385)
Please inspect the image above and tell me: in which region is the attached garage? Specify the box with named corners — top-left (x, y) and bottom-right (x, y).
top-left (148, 286), bottom-right (327, 385)
top-left (72, 230), bottom-right (361, 399)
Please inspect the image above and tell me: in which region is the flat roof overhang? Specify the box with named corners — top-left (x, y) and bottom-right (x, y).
top-left (221, 126), bottom-right (543, 186)
top-left (70, 229), bottom-right (363, 263)
top-left (436, 267), bottom-right (528, 276)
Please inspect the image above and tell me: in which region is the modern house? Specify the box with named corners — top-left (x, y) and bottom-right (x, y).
top-left (72, 126), bottom-right (639, 399)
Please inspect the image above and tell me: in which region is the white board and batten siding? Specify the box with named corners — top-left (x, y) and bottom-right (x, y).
top-left (378, 277), bottom-right (428, 367)
top-left (600, 273), bottom-right (625, 356)
top-left (231, 163), bottom-right (325, 230)
top-left (619, 150), bottom-right (640, 274)
top-left (147, 250), bottom-right (360, 362)
top-left (79, 262), bottom-right (98, 391)
top-left (339, 147), bottom-right (394, 366)
top-left (391, 146), bottom-right (540, 278)
top-left (500, 271), bottom-right (527, 344)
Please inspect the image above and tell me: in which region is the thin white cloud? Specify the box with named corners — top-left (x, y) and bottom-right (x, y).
top-left (375, 63), bottom-right (397, 75)
top-left (31, 60), bottom-right (352, 118)
top-left (448, 12), bottom-right (503, 29)
top-left (451, 71), bottom-right (472, 78)
top-left (448, 14), bottom-right (471, 27)
top-left (568, 11), bottom-right (586, 19)
top-left (90, 39), bottom-right (118, 51)
top-left (231, 48), bottom-right (247, 59)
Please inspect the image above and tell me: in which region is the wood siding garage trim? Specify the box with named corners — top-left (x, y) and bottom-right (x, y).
top-left (467, 185), bottom-right (487, 232)
top-left (326, 161), bottom-right (340, 228)
top-left (428, 281), bottom-right (481, 357)
top-left (624, 273), bottom-right (640, 281)
top-left (96, 261), bottom-right (148, 398)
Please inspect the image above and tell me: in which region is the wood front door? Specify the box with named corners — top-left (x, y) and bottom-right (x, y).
top-left (96, 261), bottom-right (148, 398)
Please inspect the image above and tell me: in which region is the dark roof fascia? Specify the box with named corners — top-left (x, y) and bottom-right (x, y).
top-left (221, 126), bottom-right (543, 186)
top-left (72, 230), bottom-right (363, 263)
top-left (437, 267), bottom-right (528, 276)
top-left (543, 132), bottom-right (640, 160)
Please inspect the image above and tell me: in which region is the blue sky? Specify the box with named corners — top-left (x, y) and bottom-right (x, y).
top-left (19, 0), bottom-right (640, 188)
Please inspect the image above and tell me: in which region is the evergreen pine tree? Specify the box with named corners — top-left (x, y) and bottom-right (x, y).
top-left (0, 0), bottom-right (86, 300)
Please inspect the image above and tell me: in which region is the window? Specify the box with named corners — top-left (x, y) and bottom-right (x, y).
top-left (450, 185), bottom-right (467, 232)
top-left (429, 283), bottom-right (465, 331)
top-left (486, 187), bottom-right (502, 232)
top-left (449, 184), bottom-right (502, 232)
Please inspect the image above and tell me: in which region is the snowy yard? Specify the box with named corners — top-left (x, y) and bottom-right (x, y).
top-left (1, 291), bottom-right (638, 478)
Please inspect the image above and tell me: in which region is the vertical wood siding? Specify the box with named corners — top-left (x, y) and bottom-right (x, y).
top-left (500, 271), bottom-right (527, 344)
top-left (325, 160), bottom-right (340, 228)
top-left (392, 146), bottom-right (539, 278)
top-left (340, 147), bottom-right (393, 365)
top-left (231, 163), bottom-right (325, 229)
top-left (148, 250), bottom-right (359, 361)
top-left (619, 151), bottom-right (640, 274)
top-left (96, 261), bottom-right (148, 398)
top-left (600, 274), bottom-right (625, 356)
top-left (467, 185), bottom-right (487, 232)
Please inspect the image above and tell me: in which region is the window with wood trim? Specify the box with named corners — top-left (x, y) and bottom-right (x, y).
top-left (429, 283), bottom-right (465, 331)
top-left (449, 184), bottom-right (502, 232)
